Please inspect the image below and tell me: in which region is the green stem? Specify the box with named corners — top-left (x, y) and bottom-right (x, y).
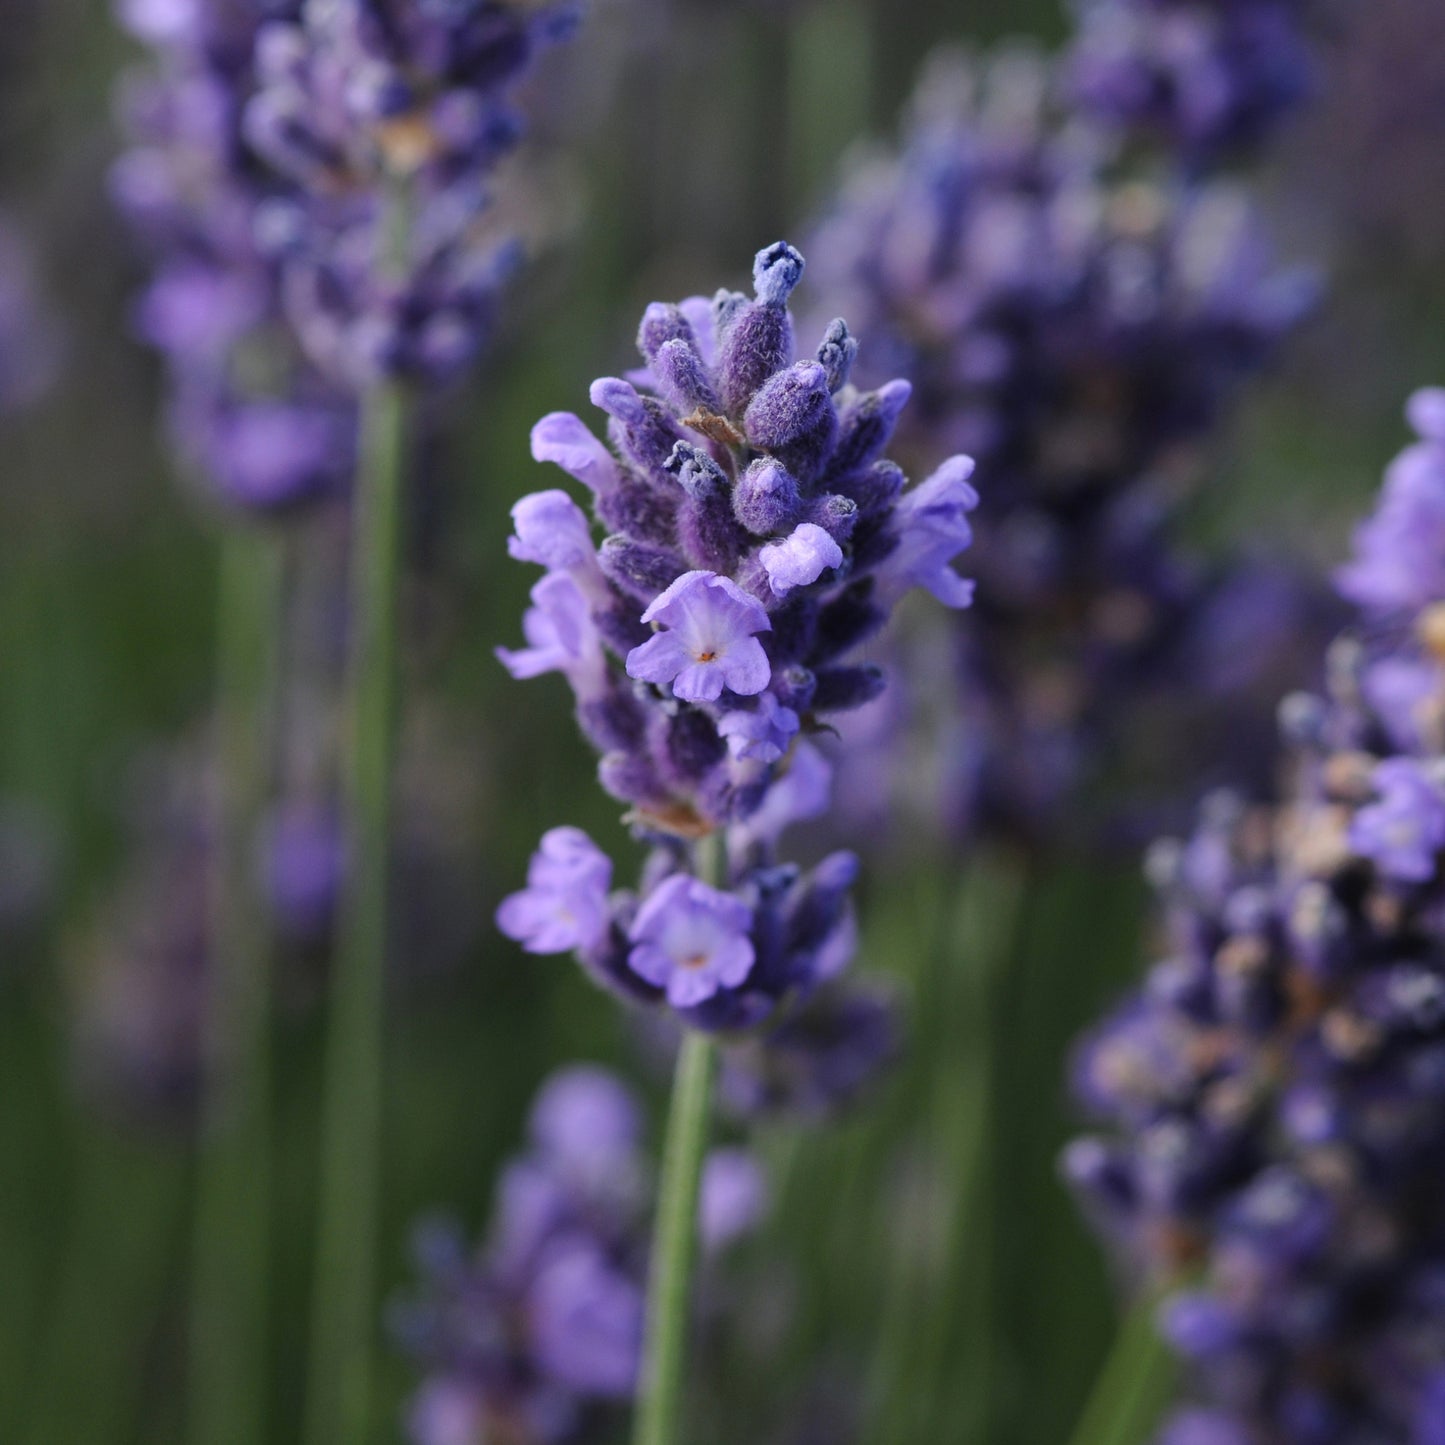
top-left (634, 1032), bottom-right (717, 1445)
top-left (1065, 1293), bottom-right (1177, 1445)
top-left (303, 182), bottom-right (412, 1445)
top-left (632, 835), bottom-right (723, 1445)
top-left (189, 528), bottom-right (286, 1445)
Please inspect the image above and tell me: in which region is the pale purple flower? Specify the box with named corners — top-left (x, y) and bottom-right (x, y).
top-left (759, 523), bottom-right (844, 598)
top-left (496, 827), bottom-right (612, 955)
top-left (627, 874), bottom-right (756, 1008)
top-left (626, 571), bottom-right (772, 705)
top-left (496, 572), bottom-right (607, 700)
top-left (873, 455), bottom-right (978, 608)
top-left (1350, 758), bottom-right (1445, 884)
top-left (508, 490), bottom-right (600, 574)
top-left (717, 694), bottom-right (801, 764)
top-left (531, 411), bottom-right (622, 497)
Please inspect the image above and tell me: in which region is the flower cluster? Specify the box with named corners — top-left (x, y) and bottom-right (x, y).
top-left (242, 0), bottom-right (580, 388)
top-left (1065, 0), bottom-right (1316, 163)
top-left (806, 46), bottom-right (1317, 849)
top-left (391, 1065), bottom-right (765, 1445)
top-left (1065, 391), bottom-right (1445, 1441)
top-left (495, 241), bottom-right (976, 1038)
top-left (112, 0), bottom-right (356, 511)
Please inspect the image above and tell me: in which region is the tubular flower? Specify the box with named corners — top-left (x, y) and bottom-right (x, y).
top-left (497, 240), bottom-right (972, 1063)
top-left (1064, 391), bottom-right (1445, 1442)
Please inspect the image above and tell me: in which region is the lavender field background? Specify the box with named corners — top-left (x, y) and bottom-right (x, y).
top-left (4, 2), bottom-right (1445, 1443)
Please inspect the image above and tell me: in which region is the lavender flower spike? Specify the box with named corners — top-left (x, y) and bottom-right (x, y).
top-left (1064, 389), bottom-right (1445, 1442)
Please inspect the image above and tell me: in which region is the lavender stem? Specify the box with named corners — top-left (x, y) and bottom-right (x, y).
top-left (304, 180), bottom-right (412, 1445)
top-left (190, 527), bottom-right (285, 1445)
top-left (1066, 1293), bottom-right (1175, 1445)
top-left (633, 836), bottom-right (723, 1445)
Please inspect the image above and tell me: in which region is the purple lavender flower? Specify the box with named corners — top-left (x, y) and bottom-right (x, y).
top-left (241, 0), bottom-right (580, 388)
top-left (806, 43), bottom-right (1320, 851)
top-left (627, 874), bottom-right (756, 1008)
top-left (1064, 390), bottom-right (1445, 1440)
top-left (112, 0), bottom-right (355, 512)
top-left (496, 827), bottom-right (613, 956)
top-left (499, 242), bottom-right (971, 1051)
top-left (392, 1065), bottom-right (765, 1444)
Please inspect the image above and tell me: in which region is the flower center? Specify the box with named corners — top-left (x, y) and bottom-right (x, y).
top-left (681, 952), bottom-right (709, 970)
top-left (695, 650), bottom-right (717, 663)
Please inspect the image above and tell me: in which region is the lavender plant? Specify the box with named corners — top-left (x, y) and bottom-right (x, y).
top-left (391, 1065), bottom-right (767, 1445)
top-left (1066, 389), bottom-right (1445, 1442)
top-left (808, 44), bottom-right (1318, 850)
top-left (495, 239), bottom-right (976, 1445)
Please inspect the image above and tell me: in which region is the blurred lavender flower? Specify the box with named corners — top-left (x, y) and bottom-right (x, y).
top-left (496, 241), bottom-right (974, 1065)
top-left (1064, 391), bottom-right (1445, 1441)
top-left (391, 1064), bottom-right (765, 1444)
top-left (806, 46), bottom-right (1320, 851)
top-left (1065, 0), bottom-right (1316, 162)
top-left (112, 0), bottom-right (356, 511)
top-left (242, 0), bottom-right (581, 388)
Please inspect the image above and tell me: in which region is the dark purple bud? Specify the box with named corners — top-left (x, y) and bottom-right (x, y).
top-left (579, 915), bottom-right (664, 1004)
top-left (598, 749), bottom-right (666, 810)
top-left (772, 666), bottom-right (817, 714)
top-left (662, 708), bottom-right (727, 790)
top-left (637, 302), bottom-right (694, 362)
top-left (594, 479), bottom-right (678, 550)
top-left (834, 460), bottom-right (905, 518)
top-left (814, 588), bottom-right (887, 663)
top-left (592, 377), bottom-right (687, 477)
top-left (816, 318), bottom-right (857, 394)
top-left (806, 493), bottom-right (859, 547)
top-left (655, 338), bottom-right (721, 415)
top-left (811, 665), bottom-right (886, 714)
top-left (666, 442), bottom-right (746, 574)
top-left (765, 596), bottom-right (819, 664)
top-left (717, 243), bottom-right (805, 416)
top-left (733, 457), bottom-right (803, 537)
top-left (598, 535), bottom-right (688, 605)
top-left (578, 690), bottom-right (648, 753)
top-left (824, 380), bottom-right (913, 481)
top-left (744, 360), bottom-right (839, 481)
